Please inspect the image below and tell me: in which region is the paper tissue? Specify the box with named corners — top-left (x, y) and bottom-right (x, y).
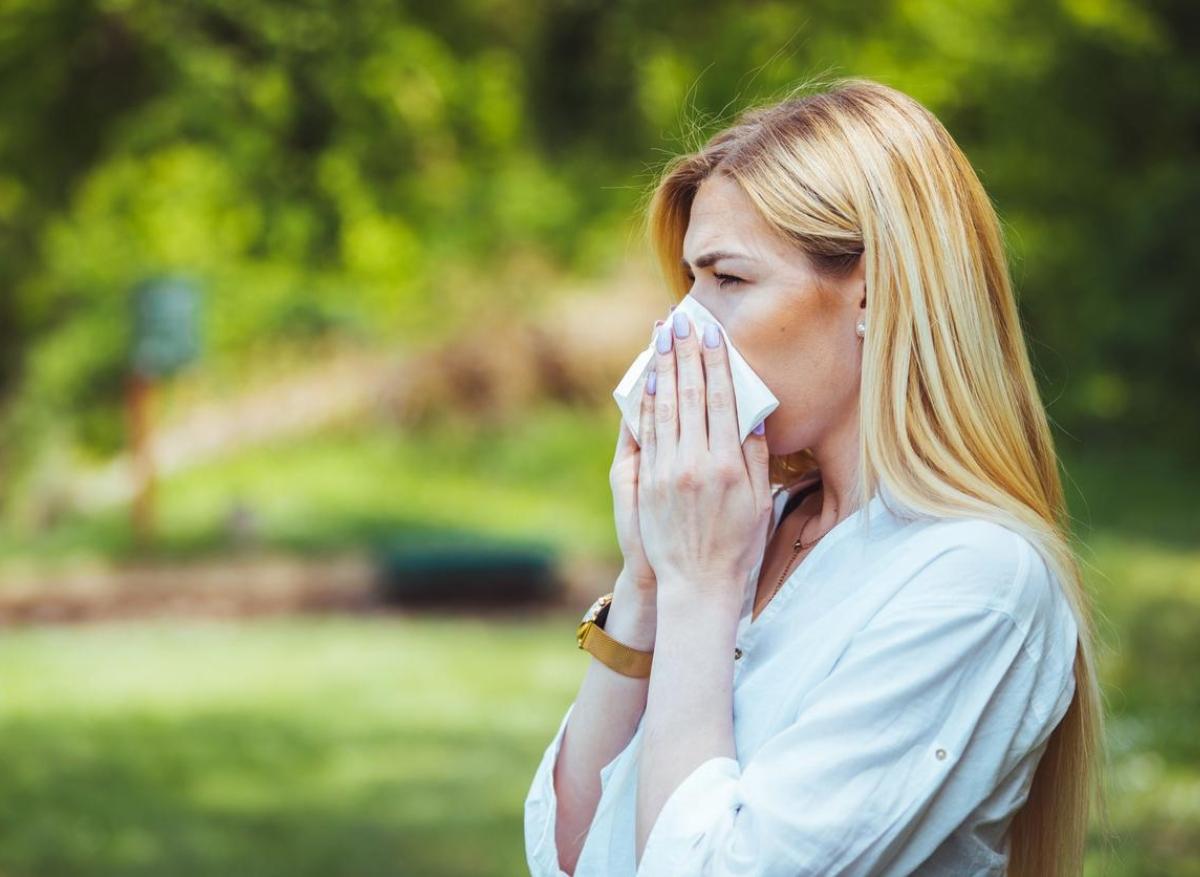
top-left (613, 294), bottom-right (779, 446)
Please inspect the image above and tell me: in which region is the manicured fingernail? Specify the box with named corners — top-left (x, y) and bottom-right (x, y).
top-left (703, 322), bottom-right (721, 348)
top-left (752, 419), bottom-right (766, 435)
top-left (656, 324), bottom-right (673, 353)
top-left (650, 319), bottom-right (663, 342)
top-left (646, 370), bottom-right (657, 394)
top-left (672, 310), bottom-right (690, 338)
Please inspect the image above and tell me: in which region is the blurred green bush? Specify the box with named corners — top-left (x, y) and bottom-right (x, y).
top-left (0, 0), bottom-right (1196, 504)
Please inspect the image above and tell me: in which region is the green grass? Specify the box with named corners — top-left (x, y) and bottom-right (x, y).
top-left (0, 611), bottom-right (585, 877)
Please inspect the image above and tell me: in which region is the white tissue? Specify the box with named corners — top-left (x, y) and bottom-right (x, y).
top-left (612, 294), bottom-right (780, 446)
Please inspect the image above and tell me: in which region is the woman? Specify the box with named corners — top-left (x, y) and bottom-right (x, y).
top-left (524, 77), bottom-right (1105, 876)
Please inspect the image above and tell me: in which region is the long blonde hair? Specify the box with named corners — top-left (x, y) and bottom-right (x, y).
top-left (642, 75), bottom-right (1108, 876)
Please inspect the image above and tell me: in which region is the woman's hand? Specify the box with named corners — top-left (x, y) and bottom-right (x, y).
top-left (637, 310), bottom-right (773, 613)
top-left (609, 320), bottom-right (669, 597)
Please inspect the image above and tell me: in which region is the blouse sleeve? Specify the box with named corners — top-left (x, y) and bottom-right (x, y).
top-left (636, 545), bottom-right (1076, 877)
top-left (524, 700), bottom-right (577, 877)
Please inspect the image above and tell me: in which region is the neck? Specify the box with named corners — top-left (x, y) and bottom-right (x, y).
top-left (805, 409), bottom-right (862, 532)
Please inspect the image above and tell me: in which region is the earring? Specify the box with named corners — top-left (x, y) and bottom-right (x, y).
top-left (855, 319), bottom-right (866, 338)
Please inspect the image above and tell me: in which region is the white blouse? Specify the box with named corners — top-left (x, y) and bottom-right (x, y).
top-left (524, 474), bottom-right (1079, 876)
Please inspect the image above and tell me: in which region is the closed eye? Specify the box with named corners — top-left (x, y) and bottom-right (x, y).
top-left (685, 271), bottom-right (744, 290)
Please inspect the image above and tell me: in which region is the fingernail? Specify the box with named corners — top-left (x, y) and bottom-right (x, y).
top-left (650, 319), bottom-right (663, 343)
top-left (656, 324), bottom-right (673, 353)
top-left (752, 419), bottom-right (766, 435)
top-left (646, 370), bottom-right (657, 394)
top-left (703, 322), bottom-right (721, 348)
top-left (672, 310), bottom-right (690, 338)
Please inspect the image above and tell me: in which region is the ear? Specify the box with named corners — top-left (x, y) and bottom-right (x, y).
top-left (850, 248), bottom-right (867, 310)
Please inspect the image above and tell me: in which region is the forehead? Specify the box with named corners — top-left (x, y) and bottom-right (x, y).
top-left (683, 174), bottom-right (779, 256)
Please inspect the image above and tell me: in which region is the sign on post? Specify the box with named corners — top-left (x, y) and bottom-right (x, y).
top-left (132, 275), bottom-right (201, 378)
top-left (127, 275), bottom-right (202, 544)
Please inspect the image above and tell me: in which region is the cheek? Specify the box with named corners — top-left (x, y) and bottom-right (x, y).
top-left (760, 323), bottom-right (855, 404)
top-left (764, 312), bottom-right (828, 371)
top-left (724, 287), bottom-right (846, 390)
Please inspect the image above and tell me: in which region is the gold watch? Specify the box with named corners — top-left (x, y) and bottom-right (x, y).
top-left (576, 592), bottom-right (654, 678)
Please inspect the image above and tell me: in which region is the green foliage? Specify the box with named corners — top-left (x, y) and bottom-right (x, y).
top-left (0, 0), bottom-right (1196, 484)
top-left (0, 0), bottom-right (1196, 582)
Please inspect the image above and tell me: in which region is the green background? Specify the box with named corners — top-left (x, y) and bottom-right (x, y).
top-left (0, 0), bottom-right (1196, 873)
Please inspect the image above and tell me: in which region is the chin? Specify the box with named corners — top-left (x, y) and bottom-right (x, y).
top-left (768, 439), bottom-right (814, 460)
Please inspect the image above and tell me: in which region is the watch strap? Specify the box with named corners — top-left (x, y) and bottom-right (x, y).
top-left (576, 593), bottom-right (654, 678)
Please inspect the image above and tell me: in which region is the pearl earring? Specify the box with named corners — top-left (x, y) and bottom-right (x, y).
top-left (855, 319), bottom-right (866, 338)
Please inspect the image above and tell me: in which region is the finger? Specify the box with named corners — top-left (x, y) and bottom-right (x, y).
top-left (742, 417), bottom-right (772, 512)
top-left (652, 321), bottom-right (678, 462)
top-left (615, 321), bottom-right (665, 462)
top-left (699, 320), bottom-right (740, 460)
top-left (615, 416), bottom-right (637, 463)
top-left (670, 310), bottom-right (707, 457)
top-left (638, 363), bottom-right (658, 481)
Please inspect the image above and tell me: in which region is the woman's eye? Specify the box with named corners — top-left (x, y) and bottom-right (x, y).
top-left (684, 272), bottom-right (743, 289)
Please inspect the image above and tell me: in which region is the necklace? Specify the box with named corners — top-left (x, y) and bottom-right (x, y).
top-left (756, 505), bottom-right (826, 619)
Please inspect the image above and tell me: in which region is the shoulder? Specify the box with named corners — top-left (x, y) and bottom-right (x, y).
top-left (890, 517), bottom-right (1076, 653)
top-left (879, 516), bottom-right (1079, 731)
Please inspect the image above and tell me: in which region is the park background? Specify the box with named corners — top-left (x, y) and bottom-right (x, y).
top-left (0, 0), bottom-right (1197, 874)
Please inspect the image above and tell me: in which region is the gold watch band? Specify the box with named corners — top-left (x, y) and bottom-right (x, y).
top-left (576, 592), bottom-right (654, 678)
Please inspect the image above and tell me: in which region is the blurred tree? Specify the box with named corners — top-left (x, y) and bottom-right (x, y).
top-left (0, 0), bottom-right (1196, 515)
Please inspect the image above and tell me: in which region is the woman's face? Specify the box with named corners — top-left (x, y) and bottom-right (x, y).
top-left (681, 173), bottom-right (867, 455)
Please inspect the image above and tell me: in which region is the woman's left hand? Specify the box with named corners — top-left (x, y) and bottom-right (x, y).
top-left (637, 310), bottom-right (774, 614)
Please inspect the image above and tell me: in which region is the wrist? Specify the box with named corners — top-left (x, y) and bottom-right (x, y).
top-left (607, 576), bottom-right (657, 652)
top-left (656, 576), bottom-right (742, 622)
top-left (615, 566), bottom-right (656, 603)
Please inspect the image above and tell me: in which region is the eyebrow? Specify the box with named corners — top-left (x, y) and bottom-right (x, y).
top-left (680, 251), bottom-right (756, 271)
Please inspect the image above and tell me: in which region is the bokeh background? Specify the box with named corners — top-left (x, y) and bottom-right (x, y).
top-left (0, 1), bottom-right (1197, 875)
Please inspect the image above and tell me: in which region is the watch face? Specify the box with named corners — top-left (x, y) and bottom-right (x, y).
top-left (580, 592), bottom-right (612, 625)
top-left (577, 593), bottom-right (611, 647)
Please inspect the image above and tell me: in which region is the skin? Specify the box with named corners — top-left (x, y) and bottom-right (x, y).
top-left (627, 171), bottom-right (869, 866)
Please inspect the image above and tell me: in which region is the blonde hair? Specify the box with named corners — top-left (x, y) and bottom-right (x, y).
top-left (642, 75), bottom-right (1108, 876)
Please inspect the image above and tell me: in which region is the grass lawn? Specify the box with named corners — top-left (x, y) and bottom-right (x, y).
top-left (0, 611), bottom-right (586, 877)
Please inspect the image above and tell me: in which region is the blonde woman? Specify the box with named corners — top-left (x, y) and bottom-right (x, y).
top-left (524, 77), bottom-right (1105, 876)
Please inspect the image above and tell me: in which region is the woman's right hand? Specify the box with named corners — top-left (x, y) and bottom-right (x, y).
top-left (609, 321), bottom-right (665, 598)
